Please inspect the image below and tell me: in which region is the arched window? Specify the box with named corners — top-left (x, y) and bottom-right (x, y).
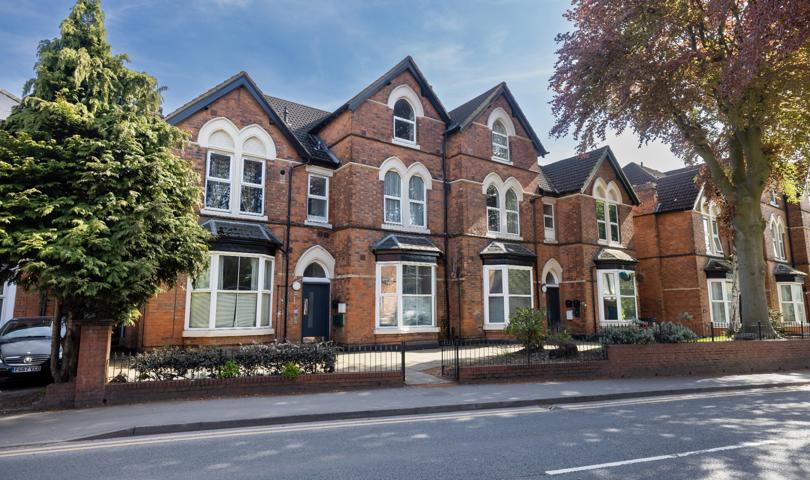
top-left (304, 263), bottom-right (327, 279)
top-left (491, 119), bottom-right (510, 162)
top-left (409, 176), bottom-right (426, 227)
top-left (486, 185), bottom-right (500, 232)
top-left (594, 179), bottom-right (620, 243)
top-left (771, 217), bottom-right (787, 260)
top-left (505, 189), bottom-right (519, 235)
top-left (699, 199), bottom-right (723, 255)
top-left (384, 170), bottom-right (402, 224)
top-left (393, 99), bottom-right (416, 143)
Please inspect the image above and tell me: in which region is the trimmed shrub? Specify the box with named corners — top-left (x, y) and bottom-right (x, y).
top-left (600, 322), bottom-right (698, 345)
top-left (652, 322), bottom-right (698, 343)
top-left (132, 342), bottom-right (337, 381)
top-left (504, 307), bottom-right (547, 352)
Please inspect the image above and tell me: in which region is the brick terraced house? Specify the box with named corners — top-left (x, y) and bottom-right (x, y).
top-left (12, 57), bottom-right (643, 346)
top-left (626, 163), bottom-right (809, 333)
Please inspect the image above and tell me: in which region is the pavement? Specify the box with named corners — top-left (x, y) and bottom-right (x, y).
top-left (3, 370), bottom-right (810, 448)
top-left (2, 384), bottom-right (810, 479)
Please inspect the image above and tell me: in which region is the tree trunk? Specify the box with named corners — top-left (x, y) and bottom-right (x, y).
top-left (49, 299), bottom-right (62, 381)
top-left (732, 197), bottom-right (775, 338)
top-left (56, 312), bottom-right (82, 382)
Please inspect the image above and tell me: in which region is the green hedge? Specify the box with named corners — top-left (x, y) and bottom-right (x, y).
top-left (600, 322), bottom-right (698, 345)
top-left (131, 342), bottom-right (337, 381)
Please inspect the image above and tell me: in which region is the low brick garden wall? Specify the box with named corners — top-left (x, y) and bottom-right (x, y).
top-left (36, 371), bottom-right (403, 409)
top-left (458, 339), bottom-right (810, 383)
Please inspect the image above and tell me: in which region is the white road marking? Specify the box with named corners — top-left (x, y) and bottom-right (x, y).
top-left (545, 440), bottom-right (779, 476)
top-left (1, 385), bottom-right (805, 460)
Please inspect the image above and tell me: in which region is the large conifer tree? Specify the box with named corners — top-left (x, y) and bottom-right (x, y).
top-left (0, 0), bottom-right (208, 381)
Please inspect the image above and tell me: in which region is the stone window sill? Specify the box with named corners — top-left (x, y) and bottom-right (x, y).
top-left (381, 223), bottom-right (431, 234)
top-left (182, 328), bottom-right (275, 338)
top-left (374, 327), bottom-right (440, 335)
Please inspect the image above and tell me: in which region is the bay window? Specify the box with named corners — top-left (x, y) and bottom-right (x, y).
top-left (779, 283), bottom-right (806, 325)
top-left (708, 279), bottom-right (734, 325)
top-left (484, 265), bottom-right (534, 327)
top-left (188, 253), bottom-right (274, 331)
top-left (376, 262), bottom-right (436, 329)
top-left (598, 270), bottom-right (637, 323)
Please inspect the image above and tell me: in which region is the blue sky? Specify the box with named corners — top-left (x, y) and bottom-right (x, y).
top-left (0, 0), bottom-right (684, 170)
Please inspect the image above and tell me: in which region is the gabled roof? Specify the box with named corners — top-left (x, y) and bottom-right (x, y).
top-left (654, 166), bottom-right (702, 213)
top-left (264, 95), bottom-right (338, 165)
top-left (0, 88), bottom-right (20, 104)
top-left (622, 162), bottom-right (664, 186)
top-left (448, 82), bottom-right (548, 157)
top-left (311, 56), bottom-right (452, 132)
top-left (164, 72), bottom-right (337, 165)
top-left (540, 146), bottom-right (640, 205)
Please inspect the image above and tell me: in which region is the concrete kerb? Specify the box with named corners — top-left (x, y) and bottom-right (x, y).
top-left (74, 379), bottom-right (810, 443)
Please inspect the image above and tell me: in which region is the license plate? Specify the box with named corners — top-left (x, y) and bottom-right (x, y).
top-left (11, 366), bottom-right (41, 373)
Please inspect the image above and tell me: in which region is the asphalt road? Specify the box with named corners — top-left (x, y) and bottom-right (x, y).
top-left (2, 386), bottom-right (810, 479)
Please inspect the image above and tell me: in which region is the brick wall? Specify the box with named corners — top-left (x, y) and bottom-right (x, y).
top-left (458, 340), bottom-right (810, 382)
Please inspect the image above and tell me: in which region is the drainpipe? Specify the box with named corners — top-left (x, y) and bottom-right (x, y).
top-left (282, 161), bottom-right (306, 342)
top-left (530, 194), bottom-right (542, 308)
top-left (441, 134), bottom-right (452, 340)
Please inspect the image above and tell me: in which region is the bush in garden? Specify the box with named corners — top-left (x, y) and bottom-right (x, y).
top-left (769, 308), bottom-right (786, 336)
top-left (599, 325), bottom-right (655, 345)
top-left (546, 330), bottom-right (578, 359)
top-left (131, 342), bottom-right (337, 381)
top-left (600, 322), bottom-right (698, 345)
top-left (505, 308), bottom-right (548, 352)
top-left (651, 322), bottom-right (699, 343)
top-left (281, 362), bottom-right (303, 380)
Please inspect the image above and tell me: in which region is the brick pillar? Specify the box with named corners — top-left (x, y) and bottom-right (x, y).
top-left (74, 323), bottom-right (112, 408)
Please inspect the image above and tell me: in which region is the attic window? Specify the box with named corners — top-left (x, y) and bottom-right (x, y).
top-left (393, 99), bottom-right (416, 143)
top-left (491, 120), bottom-right (510, 162)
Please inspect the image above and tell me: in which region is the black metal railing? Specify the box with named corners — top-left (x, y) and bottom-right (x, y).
top-left (108, 342), bottom-right (406, 383)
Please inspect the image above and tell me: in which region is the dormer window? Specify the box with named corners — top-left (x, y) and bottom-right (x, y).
top-left (393, 99), bottom-right (416, 143)
top-left (491, 119), bottom-right (510, 162)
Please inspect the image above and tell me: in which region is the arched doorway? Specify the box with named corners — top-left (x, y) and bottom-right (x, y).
top-left (295, 246), bottom-right (335, 341)
top-left (542, 267), bottom-right (562, 331)
top-left (301, 262), bottom-right (330, 339)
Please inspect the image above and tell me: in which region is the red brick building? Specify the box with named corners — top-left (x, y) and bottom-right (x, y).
top-left (11, 57), bottom-right (642, 346)
top-left (625, 162), bottom-right (808, 332)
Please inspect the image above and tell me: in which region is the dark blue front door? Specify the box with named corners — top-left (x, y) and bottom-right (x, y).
top-left (302, 283), bottom-right (330, 339)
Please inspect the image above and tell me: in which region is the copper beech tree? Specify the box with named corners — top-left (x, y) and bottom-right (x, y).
top-left (550, 0), bottom-right (810, 336)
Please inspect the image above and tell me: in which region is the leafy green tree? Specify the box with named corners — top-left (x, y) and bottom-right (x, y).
top-left (550, 0), bottom-right (810, 337)
top-left (505, 307), bottom-right (548, 353)
top-left (0, 0), bottom-right (208, 381)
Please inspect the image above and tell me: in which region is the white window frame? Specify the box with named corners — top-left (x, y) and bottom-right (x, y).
top-left (700, 200), bottom-right (723, 256)
top-left (486, 185), bottom-right (501, 234)
top-left (771, 217), bottom-right (787, 261)
top-left (769, 189), bottom-right (779, 206)
top-left (239, 156), bottom-right (265, 216)
top-left (392, 99), bottom-right (417, 145)
top-left (707, 279), bottom-right (734, 326)
top-left (374, 262), bottom-right (438, 333)
top-left (543, 202), bottom-right (556, 241)
top-left (204, 150), bottom-right (233, 213)
top-left (594, 181), bottom-right (622, 245)
top-left (307, 173), bottom-right (329, 223)
top-left (505, 189), bottom-right (520, 235)
top-left (408, 175), bottom-right (426, 227)
top-left (491, 120), bottom-right (510, 163)
top-left (483, 265), bottom-right (535, 329)
top-left (383, 170), bottom-right (403, 225)
top-left (778, 282), bottom-right (806, 325)
top-left (597, 269), bottom-right (638, 324)
top-left (184, 252), bottom-right (275, 336)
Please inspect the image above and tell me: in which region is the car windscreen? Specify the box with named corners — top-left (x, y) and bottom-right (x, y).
top-left (0, 319), bottom-right (53, 339)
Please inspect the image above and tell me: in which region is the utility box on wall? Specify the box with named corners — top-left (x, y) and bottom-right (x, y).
top-left (333, 313), bottom-right (344, 328)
